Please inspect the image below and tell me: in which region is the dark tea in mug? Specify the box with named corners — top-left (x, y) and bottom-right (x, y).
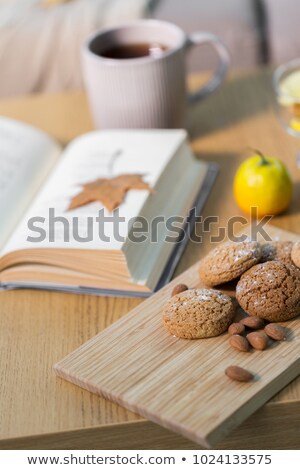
top-left (99, 42), bottom-right (168, 59)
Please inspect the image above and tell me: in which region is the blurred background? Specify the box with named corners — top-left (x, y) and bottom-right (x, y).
top-left (0, 0), bottom-right (298, 98)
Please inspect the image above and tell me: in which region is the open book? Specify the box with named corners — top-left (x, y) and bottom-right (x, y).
top-left (0, 118), bottom-right (217, 297)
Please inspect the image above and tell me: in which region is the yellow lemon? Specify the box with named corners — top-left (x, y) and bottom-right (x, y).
top-left (234, 151), bottom-right (293, 217)
top-left (290, 118), bottom-right (300, 132)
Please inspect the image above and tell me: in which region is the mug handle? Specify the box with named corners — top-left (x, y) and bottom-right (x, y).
top-left (186, 32), bottom-right (230, 104)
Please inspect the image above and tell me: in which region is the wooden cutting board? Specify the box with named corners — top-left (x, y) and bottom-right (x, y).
top-left (54, 225), bottom-right (300, 448)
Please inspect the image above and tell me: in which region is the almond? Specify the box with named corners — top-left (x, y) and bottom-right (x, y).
top-left (240, 316), bottom-right (265, 329)
top-left (228, 322), bottom-right (245, 336)
top-left (265, 323), bottom-right (287, 341)
top-left (229, 335), bottom-right (250, 352)
top-left (171, 283), bottom-right (188, 297)
top-left (247, 331), bottom-right (268, 350)
top-left (225, 365), bottom-right (254, 382)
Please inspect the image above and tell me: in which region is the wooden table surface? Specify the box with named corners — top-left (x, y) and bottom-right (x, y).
top-left (0, 69), bottom-right (299, 450)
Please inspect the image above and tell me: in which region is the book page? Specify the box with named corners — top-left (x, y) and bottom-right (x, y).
top-left (1, 130), bottom-right (186, 256)
top-left (0, 117), bottom-right (61, 249)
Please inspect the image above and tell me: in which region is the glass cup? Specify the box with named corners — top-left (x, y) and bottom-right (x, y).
top-left (273, 58), bottom-right (300, 165)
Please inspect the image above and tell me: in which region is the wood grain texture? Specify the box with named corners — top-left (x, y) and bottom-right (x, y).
top-left (1, 69), bottom-right (300, 449)
top-left (1, 402), bottom-right (300, 450)
top-left (54, 225), bottom-right (300, 448)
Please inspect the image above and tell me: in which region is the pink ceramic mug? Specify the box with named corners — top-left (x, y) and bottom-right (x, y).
top-left (82, 20), bottom-right (230, 129)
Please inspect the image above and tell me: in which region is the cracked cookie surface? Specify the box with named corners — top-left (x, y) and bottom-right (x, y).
top-left (261, 241), bottom-right (293, 264)
top-left (199, 241), bottom-right (262, 287)
top-left (236, 261), bottom-right (300, 321)
top-left (162, 288), bottom-right (235, 339)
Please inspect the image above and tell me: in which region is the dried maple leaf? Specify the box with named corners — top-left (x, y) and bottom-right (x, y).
top-left (68, 174), bottom-right (153, 212)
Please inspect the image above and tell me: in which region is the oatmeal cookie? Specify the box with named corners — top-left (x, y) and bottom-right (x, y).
top-left (236, 261), bottom-right (300, 322)
top-left (162, 288), bottom-right (235, 339)
top-left (199, 241), bottom-right (262, 287)
top-left (261, 241), bottom-right (293, 264)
